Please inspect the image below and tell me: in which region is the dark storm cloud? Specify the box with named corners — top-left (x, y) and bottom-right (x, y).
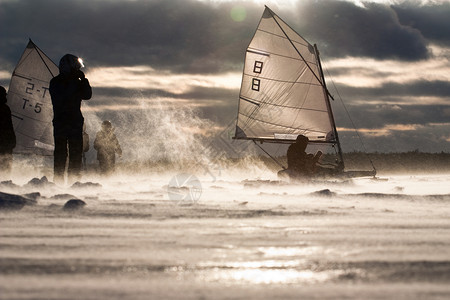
top-left (334, 102), bottom-right (450, 153)
top-left (0, 0), bottom-right (260, 73)
top-left (1, 0), bottom-right (449, 152)
top-left (293, 0), bottom-right (430, 60)
top-left (393, 2), bottom-right (450, 47)
top-left (330, 79), bottom-right (450, 131)
top-left (1, 0), bottom-right (448, 75)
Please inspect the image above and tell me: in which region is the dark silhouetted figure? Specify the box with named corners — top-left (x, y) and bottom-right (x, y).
top-left (0, 86), bottom-right (16, 178)
top-left (49, 54), bottom-right (92, 184)
top-left (94, 121), bottom-right (122, 175)
top-left (286, 135), bottom-right (322, 178)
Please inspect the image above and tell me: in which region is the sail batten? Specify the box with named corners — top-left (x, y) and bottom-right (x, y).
top-left (242, 72), bottom-right (324, 86)
top-left (8, 40), bottom-right (58, 155)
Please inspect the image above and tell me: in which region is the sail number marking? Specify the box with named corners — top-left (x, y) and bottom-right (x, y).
top-left (252, 78), bottom-right (260, 91)
top-left (22, 82), bottom-right (48, 113)
top-left (22, 98), bottom-right (43, 113)
top-left (251, 61), bottom-right (263, 91)
top-left (25, 82), bottom-right (49, 98)
top-left (253, 61), bottom-right (263, 74)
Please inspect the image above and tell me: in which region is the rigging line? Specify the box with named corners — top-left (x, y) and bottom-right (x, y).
top-left (30, 39), bottom-right (57, 78)
top-left (14, 46), bottom-right (34, 71)
top-left (272, 142), bottom-right (284, 160)
top-left (253, 140), bottom-right (286, 170)
top-left (323, 64), bottom-right (377, 172)
top-left (287, 69), bottom-right (315, 133)
top-left (247, 46), bottom-right (316, 65)
top-left (315, 44), bottom-right (344, 166)
top-left (266, 8), bottom-right (324, 88)
top-left (255, 28), bottom-right (310, 48)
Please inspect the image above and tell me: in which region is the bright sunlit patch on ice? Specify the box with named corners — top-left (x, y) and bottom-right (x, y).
top-left (200, 260), bottom-right (303, 269)
top-left (258, 246), bottom-right (320, 257)
top-left (215, 269), bottom-right (331, 284)
top-left (195, 260), bottom-right (339, 284)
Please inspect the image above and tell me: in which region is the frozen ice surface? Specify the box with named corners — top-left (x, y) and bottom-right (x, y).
top-left (1, 167), bottom-right (450, 299)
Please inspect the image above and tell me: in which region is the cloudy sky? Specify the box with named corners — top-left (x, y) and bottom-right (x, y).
top-left (1, 0), bottom-right (449, 155)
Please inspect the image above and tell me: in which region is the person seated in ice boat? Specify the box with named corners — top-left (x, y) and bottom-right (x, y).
top-left (284, 135), bottom-right (322, 178)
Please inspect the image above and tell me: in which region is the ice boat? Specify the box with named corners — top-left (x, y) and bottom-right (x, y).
top-left (233, 6), bottom-right (376, 179)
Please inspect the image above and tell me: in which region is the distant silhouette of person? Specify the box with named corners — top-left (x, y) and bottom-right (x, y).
top-left (49, 54), bottom-right (92, 184)
top-left (0, 86), bottom-right (16, 177)
top-left (286, 135), bottom-right (322, 177)
top-left (82, 123), bottom-right (90, 170)
top-left (94, 120), bottom-right (122, 175)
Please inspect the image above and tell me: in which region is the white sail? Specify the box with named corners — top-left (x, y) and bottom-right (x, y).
top-left (235, 7), bottom-right (336, 143)
top-left (8, 40), bottom-right (58, 155)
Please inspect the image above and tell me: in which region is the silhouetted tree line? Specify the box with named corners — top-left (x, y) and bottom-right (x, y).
top-left (267, 151), bottom-right (450, 174)
top-left (116, 151), bottom-right (450, 175)
top-left (342, 151), bottom-right (450, 173)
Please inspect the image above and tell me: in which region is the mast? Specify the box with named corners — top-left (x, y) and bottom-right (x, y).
top-left (314, 44), bottom-right (345, 167)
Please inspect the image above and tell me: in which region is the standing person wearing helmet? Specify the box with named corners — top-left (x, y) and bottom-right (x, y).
top-left (94, 120), bottom-right (122, 175)
top-left (0, 86), bottom-right (16, 178)
top-left (49, 54), bottom-right (92, 184)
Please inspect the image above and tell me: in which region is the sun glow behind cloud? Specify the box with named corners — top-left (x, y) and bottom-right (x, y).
top-left (338, 122), bottom-right (450, 139)
top-left (339, 124), bottom-right (423, 137)
top-left (323, 45), bottom-right (450, 88)
top-left (87, 66), bottom-right (241, 94)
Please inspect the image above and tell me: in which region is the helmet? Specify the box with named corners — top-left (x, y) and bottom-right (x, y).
top-left (59, 54), bottom-right (83, 74)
